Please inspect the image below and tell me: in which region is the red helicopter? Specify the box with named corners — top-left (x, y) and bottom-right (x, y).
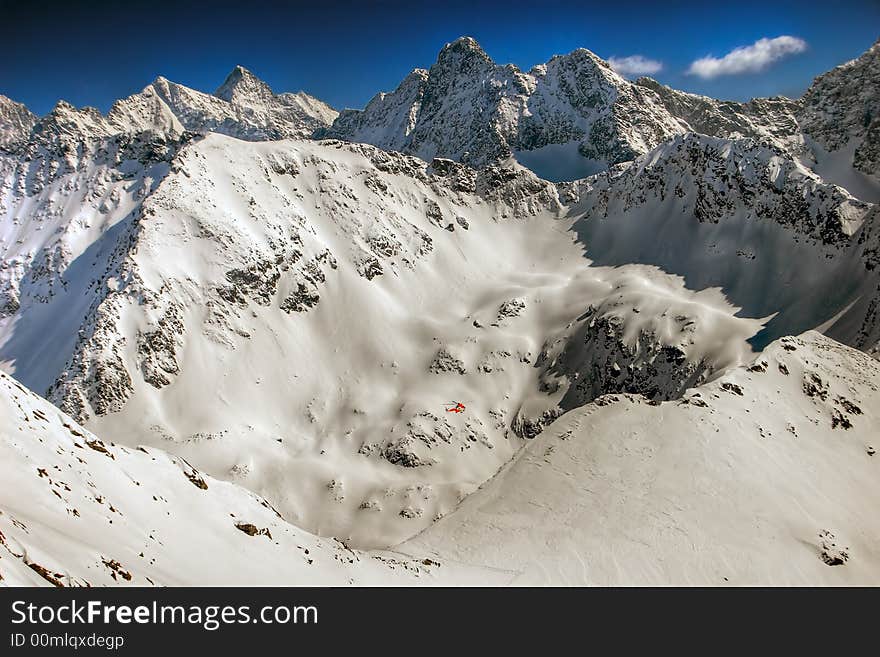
top-left (444, 401), bottom-right (467, 414)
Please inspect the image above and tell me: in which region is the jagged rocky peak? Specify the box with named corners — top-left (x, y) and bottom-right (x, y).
top-left (18, 91), bottom-right (185, 166)
top-left (146, 74), bottom-right (190, 103)
top-left (422, 36), bottom-right (523, 107)
top-left (387, 67), bottom-right (431, 106)
top-left (324, 35), bottom-right (685, 176)
top-left (433, 36), bottom-right (494, 71)
top-left (210, 64), bottom-right (338, 137)
top-left (524, 47), bottom-right (684, 165)
top-left (531, 46), bottom-right (622, 97)
top-left (799, 38), bottom-right (880, 176)
top-left (544, 47), bottom-right (616, 74)
top-left (32, 99), bottom-right (113, 142)
top-left (0, 94), bottom-right (37, 151)
top-left (106, 83), bottom-right (186, 138)
top-left (322, 37), bottom-right (880, 183)
top-left (215, 64), bottom-right (276, 103)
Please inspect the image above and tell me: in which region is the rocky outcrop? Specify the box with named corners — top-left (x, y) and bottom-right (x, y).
top-left (136, 303), bottom-right (185, 389)
top-left (541, 311), bottom-right (712, 409)
top-left (799, 39), bottom-right (880, 176)
top-left (47, 294), bottom-right (135, 423)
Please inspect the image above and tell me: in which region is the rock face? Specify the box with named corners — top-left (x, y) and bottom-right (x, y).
top-left (544, 311), bottom-right (711, 407)
top-left (799, 38), bottom-right (880, 176)
top-left (323, 37), bottom-right (685, 168)
top-left (328, 69), bottom-right (429, 155)
top-left (634, 77), bottom-right (804, 156)
top-left (6, 66), bottom-right (336, 157)
top-left (581, 133), bottom-right (870, 246)
top-left (0, 95), bottom-right (37, 152)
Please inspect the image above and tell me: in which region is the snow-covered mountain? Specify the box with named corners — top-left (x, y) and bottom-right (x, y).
top-left (148, 67), bottom-right (337, 141)
top-left (1, 131), bottom-right (564, 546)
top-left (323, 37), bottom-right (685, 176)
top-left (326, 37), bottom-right (880, 186)
top-left (638, 38), bottom-right (880, 186)
top-left (0, 65), bottom-right (337, 345)
top-left (2, 36), bottom-right (880, 586)
top-left (1, 66), bottom-right (336, 157)
top-left (633, 78), bottom-right (804, 156)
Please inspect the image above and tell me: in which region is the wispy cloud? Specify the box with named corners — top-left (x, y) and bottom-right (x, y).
top-left (608, 55), bottom-right (664, 77)
top-left (687, 36), bottom-right (807, 79)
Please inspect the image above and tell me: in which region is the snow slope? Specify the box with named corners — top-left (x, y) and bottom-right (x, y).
top-left (0, 369), bottom-right (501, 586)
top-left (1, 134), bottom-right (778, 548)
top-left (406, 332), bottom-right (880, 585)
top-left (3, 122), bottom-right (878, 555)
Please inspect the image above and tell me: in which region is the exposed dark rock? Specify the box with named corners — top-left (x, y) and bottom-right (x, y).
top-left (234, 522), bottom-right (272, 539)
top-left (281, 282), bottom-right (320, 313)
top-left (428, 347), bottom-right (466, 374)
top-left (137, 304), bottom-right (184, 389)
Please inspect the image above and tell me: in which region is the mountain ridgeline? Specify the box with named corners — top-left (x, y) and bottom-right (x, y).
top-left (323, 36), bottom-right (880, 181)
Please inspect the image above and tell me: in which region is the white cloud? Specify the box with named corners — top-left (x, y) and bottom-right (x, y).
top-left (687, 36), bottom-right (807, 79)
top-left (607, 55), bottom-right (664, 77)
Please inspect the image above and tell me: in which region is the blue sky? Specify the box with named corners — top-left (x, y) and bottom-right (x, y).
top-left (1, 0), bottom-right (878, 116)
